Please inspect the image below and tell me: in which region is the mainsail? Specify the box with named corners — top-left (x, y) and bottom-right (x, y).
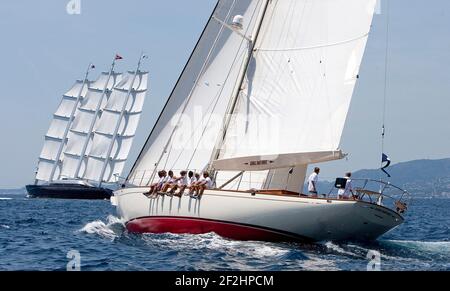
top-left (215, 0), bottom-right (377, 171)
top-left (128, 0), bottom-right (376, 191)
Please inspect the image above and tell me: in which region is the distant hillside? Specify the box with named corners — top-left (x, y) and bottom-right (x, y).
top-left (317, 158), bottom-right (450, 198)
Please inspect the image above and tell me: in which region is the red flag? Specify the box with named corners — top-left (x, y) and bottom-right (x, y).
top-left (115, 54), bottom-right (123, 60)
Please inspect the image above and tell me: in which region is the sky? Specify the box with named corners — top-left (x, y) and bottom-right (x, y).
top-left (0, 0), bottom-right (449, 188)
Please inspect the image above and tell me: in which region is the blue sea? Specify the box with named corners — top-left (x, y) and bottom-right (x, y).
top-left (0, 193), bottom-right (448, 271)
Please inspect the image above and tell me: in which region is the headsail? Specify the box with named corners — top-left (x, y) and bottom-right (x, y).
top-left (214, 0), bottom-right (377, 171)
top-left (128, 0), bottom-right (267, 186)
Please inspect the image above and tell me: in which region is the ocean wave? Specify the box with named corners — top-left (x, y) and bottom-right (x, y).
top-left (78, 215), bottom-right (125, 240)
top-left (381, 240), bottom-right (450, 255)
top-left (0, 198), bottom-right (13, 201)
top-left (1, 225), bottom-right (10, 229)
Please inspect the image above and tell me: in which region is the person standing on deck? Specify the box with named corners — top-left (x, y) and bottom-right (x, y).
top-left (307, 167), bottom-right (320, 197)
top-left (338, 172), bottom-right (354, 200)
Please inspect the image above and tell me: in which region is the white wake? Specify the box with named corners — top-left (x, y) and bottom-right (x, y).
top-left (78, 215), bottom-right (125, 240)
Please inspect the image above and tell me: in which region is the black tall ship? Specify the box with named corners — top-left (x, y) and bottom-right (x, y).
top-left (26, 180), bottom-right (113, 200)
top-left (26, 55), bottom-right (149, 200)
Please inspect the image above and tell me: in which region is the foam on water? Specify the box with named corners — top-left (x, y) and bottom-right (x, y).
top-left (78, 215), bottom-right (125, 240)
top-left (323, 242), bottom-right (364, 258)
top-left (0, 198), bottom-right (12, 201)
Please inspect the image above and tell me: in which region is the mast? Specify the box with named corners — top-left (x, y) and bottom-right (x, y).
top-left (209, 0), bottom-right (270, 169)
top-left (74, 56), bottom-right (119, 179)
top-left (48, 63), bottom-right (94, 183)
top-left (98, 54), bottom-right (146, 187)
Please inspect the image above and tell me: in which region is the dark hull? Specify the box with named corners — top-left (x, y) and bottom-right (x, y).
top-left (26, 184), bottom-right (113, 200)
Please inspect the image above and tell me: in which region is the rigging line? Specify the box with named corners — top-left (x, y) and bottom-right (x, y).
top-left (382, 0), bottom-right (391, 163)
top-left (256, 33), bottom-right (370, 52)
top-left (147, 0), bottom-right (239, 183)
top-left (320, 1), bottom-right (335, 149)
top-left (163, 142), bottom-right (174, 171)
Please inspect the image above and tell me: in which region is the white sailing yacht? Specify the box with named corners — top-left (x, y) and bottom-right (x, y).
top-left (27, 55), bottom-right (149, 200)
top-left (113, 0), bottom-right (410, 242)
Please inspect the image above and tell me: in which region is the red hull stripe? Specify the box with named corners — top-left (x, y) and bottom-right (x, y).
top-left (126, 216), bottom-right (312, 242)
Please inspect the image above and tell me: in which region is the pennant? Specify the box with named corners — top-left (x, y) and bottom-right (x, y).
top-left (115, 54), bottom-right (123, 60)
top-left (381, 153), bottom-right (391, 178)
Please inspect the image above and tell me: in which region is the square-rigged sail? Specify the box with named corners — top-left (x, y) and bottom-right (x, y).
top-left (60, 72), bottom-right (123, 180)
top-left (83, 70), bottom-right (149, 184)
top-left (36, 80), bottom-right (91, 182)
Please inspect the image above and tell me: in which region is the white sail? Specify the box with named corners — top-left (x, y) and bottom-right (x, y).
top-left (215, 0), bottom-right (377, 171)
top-left (36, 80), bottom-right (90, 182)
top-left (60, 72), bottom-right (123, 180)
top-left (128, 0), bottom-right (267, 186)
top-left (83, 71), bottom-right (149, 184)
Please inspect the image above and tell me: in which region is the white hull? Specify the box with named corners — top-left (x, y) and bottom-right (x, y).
top-left (113, 188), bottom-right (404, 242)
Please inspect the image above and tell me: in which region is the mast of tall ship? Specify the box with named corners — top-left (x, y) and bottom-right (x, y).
top-left (73, 55), bottom-right (122, 180)
top-left (47, 63), bottom-right (95, 184)
top-left (97, 53), bottom-right (147, 187)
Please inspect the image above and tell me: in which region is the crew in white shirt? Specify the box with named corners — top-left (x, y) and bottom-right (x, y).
top-left (168, 171), bottom-right (188, 197)
top-left (190, 172), bottom-right (213, 198)
top-left (146, 170), bottom-right (164, 196)
top-left (307, 167), bottom-right (320, 197)
top-left (188, 171), bottom-right (197, 187)
top-left (338, 172), bottom-right (354, 200)
top-left (161, 171), bottom-right (176, 193)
